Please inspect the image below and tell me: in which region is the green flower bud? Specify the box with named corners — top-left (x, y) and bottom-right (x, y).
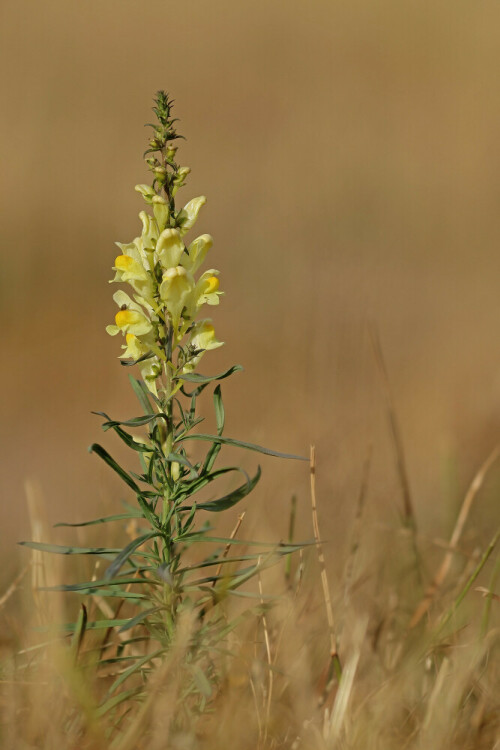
top-left (135, 184), bottom-right (156, 205)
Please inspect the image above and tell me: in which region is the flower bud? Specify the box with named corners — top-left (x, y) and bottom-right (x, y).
top-left (135, 184), bottom-right (156, 205)
top-left (166, 145), bottom-right (178, 161)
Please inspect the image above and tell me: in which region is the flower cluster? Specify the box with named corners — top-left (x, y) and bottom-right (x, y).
top-left (105, 96), bottom-right (223, 397)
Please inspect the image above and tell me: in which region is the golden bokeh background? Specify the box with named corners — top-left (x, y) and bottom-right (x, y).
top-left (2, 0), bottom-right (500, 582)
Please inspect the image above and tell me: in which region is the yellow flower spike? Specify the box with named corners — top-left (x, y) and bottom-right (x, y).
top-left (156, 228), bottom-right (185, 270)
top-left (152, 195), bottom-right (170, 233)
top-left (181, 234), bottom-right (213, 274)
top-left (159, 265), bottom-right (195, 332)
top-left (176, 196), bottom-right (207, 237)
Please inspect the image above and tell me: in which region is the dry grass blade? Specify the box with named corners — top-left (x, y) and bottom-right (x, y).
top-left (368, 322), bottom-right (416, 530)
top-left (258, 562), bottom-right (273, 747)
top-left (343, 444), bottom-right (372, 604)
top-left (213, 511), bottom-right (246, 584)
top-left (0, 565), bottom-right (29, 610)
top-left (410, 445), bottom-right (500, 628)
top-left (310, 445), bottom-right (341, 693)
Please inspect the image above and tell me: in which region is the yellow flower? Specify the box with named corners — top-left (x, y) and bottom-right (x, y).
top-left (121, 333), bottom-right (160, 395)
top-left (139, 210), bottom-right (158, 252)
top-left (159, 265), bottom-right (195, 333)
top-left (152, 195), bottom-right (169, 233)
top-left (184, 319), bottom-right (223, 372)
top-left (180, 234), bottom-right (213, 274)
top-left (106, 290), bottom-right (153, 337)
top-left (195, 270), bottom-right (222, 308)
top-left (111, 246), bottom-right (154, 302)
top-left (176, 196), bottom-right (206, 237)
top-left (156, 228), bottom-right (185, 270)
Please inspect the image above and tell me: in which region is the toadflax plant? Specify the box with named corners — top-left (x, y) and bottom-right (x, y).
top-left (21, 91), bottom-right (305, 723)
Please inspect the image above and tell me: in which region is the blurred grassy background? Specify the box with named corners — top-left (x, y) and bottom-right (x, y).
top-left (1, 0), bottom-right (500, 582)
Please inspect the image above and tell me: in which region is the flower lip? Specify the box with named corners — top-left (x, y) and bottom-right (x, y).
top-left (115, 309), bottom-right (143, 328)
top-left (115, 255), bottom-right (135, 271)
top-left (204, 276), bottom-right (219, 293)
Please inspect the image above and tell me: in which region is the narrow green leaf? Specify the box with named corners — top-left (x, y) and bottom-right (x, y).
top-left (95, 412), bottom-right (167, 429)
top-left (54, 511), bottom-right (143, 528)
top-left (176, 465), bottom-right (249, 504)
top-left (213, 385), bottom-right (224, 436)
top-left (70, 604), bottom-right (87, 661)
top-left (180, 364), bottom-right (243, 384)
top-left (18, 541), bottom-right (122, 556)
top-left (88, 443), bottom-right (143, 494)
top-left (39, 576), bottom-right (159, 592)
top-left (104, 648), bottom-right (163, 701)
top-left (105, 532), bottom-right (160, 580)
top-left (177, 434), bottom-right (307, 461)
top-left (202, 442), bottom-right (221, 474)
top-left (129, 375), bottom-right (154, 414)
top-left (96, 687), bottom-right (144, 718)
top-left (40, 585), bottom-right (148, 600)
top-left (136, 495), bottom-right (159, 529)
top-left (42, 618), bottom-right (133, 632)
top-left (191, 466), bottom-right (261, 513)
top-left (118, 606), bottom-right (163, 633)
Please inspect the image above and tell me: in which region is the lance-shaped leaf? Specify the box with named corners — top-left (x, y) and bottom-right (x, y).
top-left (94, 412), bottom-right (168, 429)
top-left (213, 384), bottom-right (224, 436)
top-left (39, 575), bottom-right (159, 593)
top-left (88, 443), bottom-right (143, 494)
top-left (180, 364), bottom-right (243, 385)
top-left (118, 606), bottom-right (164, 633)
top-left (105, 531), bottom-right (161, 580)
top-left (18, 541), bottom-right (122, 556)
top-left (54, 510), bottom-right (143, 528)
top-left (129, 374), bottom-right (155, 415)
top-left (177, 433), bottom-right (307, 461)
top-left (185, 466), bottom-right (261, 513)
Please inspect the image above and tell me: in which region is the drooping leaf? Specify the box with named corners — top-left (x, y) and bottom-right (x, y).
top-left (18, 541), bottom-right (122, 556)
top-left (175, 465), bottom-right (250, 504)
top-left (40, 576), bottom-right (159, 593)
top-left (54, 510), bottom-right (143, 528)
top-left (94, 412), bottom-right (168, 429)
top-left (45, 618), bottom-right (133, 632)
top-left (177, 433), bottom-right (307, 461)
top-left (179, 364), bottom-right (243, 384)
top-left (188, 466), bottom-right (261, 513)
